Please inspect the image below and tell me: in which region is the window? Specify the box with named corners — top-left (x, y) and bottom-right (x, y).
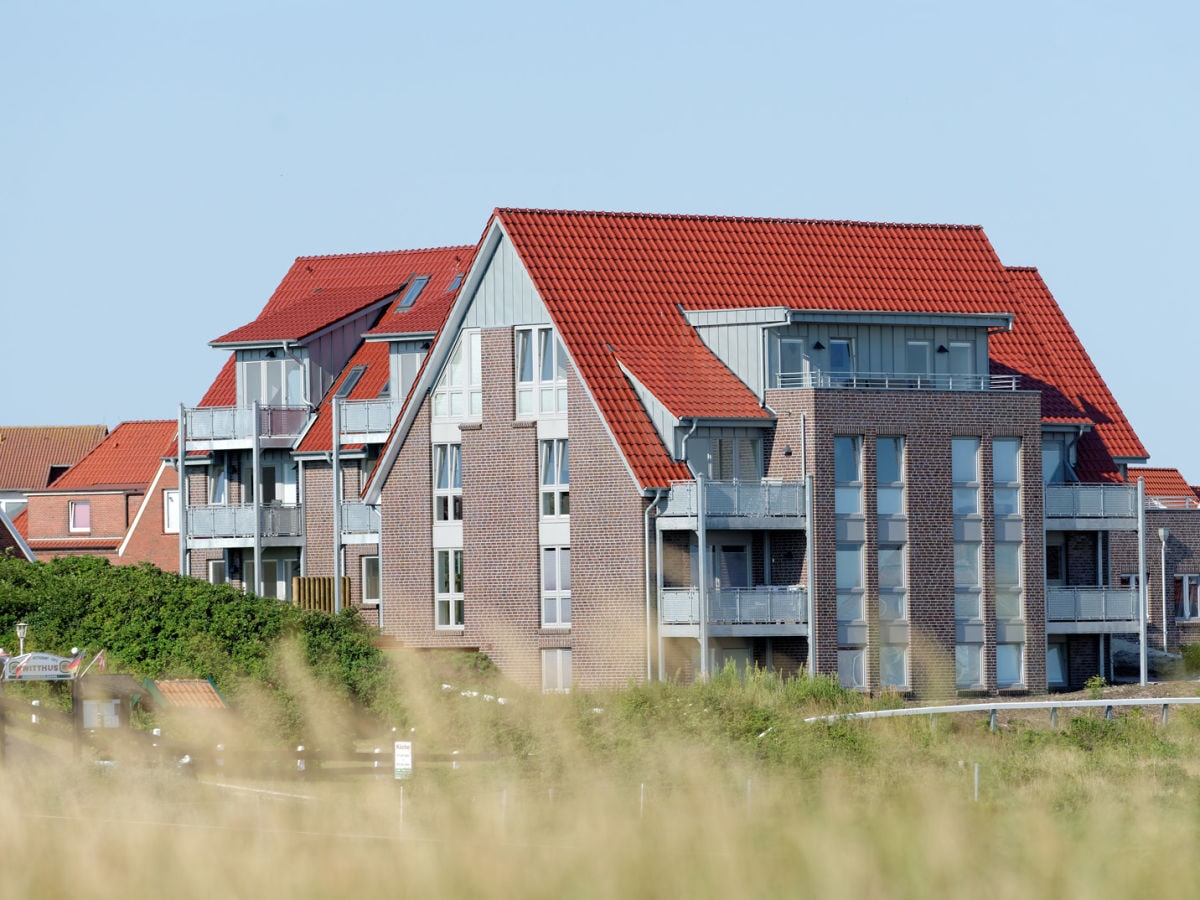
top-left (834, 436), bottom-right (862, 514)
top-left (542, 547), bottom-right (571, 627)
top-left (210, 462), bottom-right (228, 505)
top-left (397, 275), bottom-right (430, 309)
top-left (542, 648), bottom-right (572, 693)
top-left (952, 438), bottom-right (980, 515)
top-left (447, 273), bottom-right (464, 293)
top-left (1046, 641), bottom-right (1068, 686)
top-left (1042, 435), bottom-right (1069, 485)
top-left (362, 555), bottom-right (380, 606)
top-left (242, 355), bottom-right (304, 408)
top-left (435, 549), bottom-right (464, 627)
top-left (995, 543), bottom-right (1023, 620)
top-left (433, 330), bottom-right (482, 420)
top-left (540, 439), bottom-right (569, 517)
top-left (208, 558), bottom-right (227, 585)
top-left (956, 643), bottom-right (982, 689)
top-left (838, 648), bottom-right (866, 690)
top-left (993, 438), bottom-right (1021, 516)
top-left (881, 645), bottom-right (908, 690)
top-left (948, 341), bottom-right (975, 387)
top-left (905, 340), bottom-right (931, 377)
top-left (829, 338), bottom-right (853, 384)
top-left (711, 437), bottom-right (760, 482)
top-left (836, 544), bottom-right (864, 621)
top-left (954, 543), bottom-right (981, 619)
top-left (335, 366), bottom-right (366, 399)
top-left (69, 500), bottom-right (91, 533)
top-left (516, 326), bottom-right (568, 417)
top-left (877, 436), bottom-right (905, 516)
top-left (163, 489), bottom-right (180, 533)
top-left (878, 543), bottom-right (907, 621)
top-left (996, 643), bottom-right (1024, 688)
top-left (1046, 536), bottom-right (1065, 584)
top-left (780, 338), bottom-right (806, 384)
top-left (1175, 575), bottom-right (1200, 621)
top-left (433, 444), bottom-right (462, 522)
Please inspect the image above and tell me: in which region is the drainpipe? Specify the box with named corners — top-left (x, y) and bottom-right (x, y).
top-left (697, 471), bottom-right (709, 682)
top-left (252, 401), bottom-right (263, 598)
top-left (800, 412), bottom-right (807, 480)
top-left (644, 489), bottom-right (665, 682)
top-left (1137, 478), bottom-right (1147, 686)
top-left (1159, 526), bottom-right (1170, 653)
top-left (805, 472), bottom-right (816, 679)
top-left (332, 396), bottom-right (342, 615)
top-left (178, 404), bottom-right (188, 577)
top-left (278, 341), bottom-right (314, 409)
top-left (680, 418), bottom-right (700, 471)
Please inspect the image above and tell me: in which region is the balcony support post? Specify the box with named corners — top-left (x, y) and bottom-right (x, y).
top-left (332, 397), bottom-right (343, 615)
top-left (178, 403), bottom-right (188, 578)
top-left (805, 472), bottom-right (816, 679)
top-left (252, 401), bottom-right (263, 598)
top-left (1137, 477), bottom-right (1147, 686)
top-left (697, 473), bottom-right (709, 682)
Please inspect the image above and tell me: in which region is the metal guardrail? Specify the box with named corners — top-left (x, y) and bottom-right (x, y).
top-left (1044, 483), bottom-right (1138, 518)
top-left (661, 480), bottom-right (804, 518)
top-left (340, 502), bottom-right (380, 534)
top-left (185, 405), bottom-right (309, 442)
top-left (339, 399), bottom-right (401, 436)
top-left (187, 504), bottom-right (304, 539)
top-left (661, 586), bottom-right (807, 625)
top-left (1046, 587), bottom-right (1137, 622)
top-left (1146, 495), bottom-right (1200, 510)
top-left (776, 371), bottom-right (1019, 392)
top-left (805, 697), bottom-right (1200, 728)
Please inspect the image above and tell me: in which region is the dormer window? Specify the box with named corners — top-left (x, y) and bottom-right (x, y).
top-left (240, 351), bottom-right (304, 408)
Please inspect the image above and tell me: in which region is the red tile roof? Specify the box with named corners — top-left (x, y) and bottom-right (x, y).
top-left (0, 425), bottom-right (108, 491)
top-left (1126, 466), bottom-right (1198, 500)
top-left (49, 421), bottom-right (176, 492)
top-left (496, 209), bottom-right (1029, 487)
top-left (993, 268), bottom-right (1146, 481)
top-left (9, 508), bottom-right (27, 538)
top-left (151, 678), bottom-right (227, 709)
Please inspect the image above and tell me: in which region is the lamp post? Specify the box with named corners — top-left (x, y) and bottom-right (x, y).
top-left (15, 623), bottom-right (27, 656)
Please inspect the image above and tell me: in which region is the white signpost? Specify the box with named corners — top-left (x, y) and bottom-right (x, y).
top-left (3, 653), bottom-right (75, 682)
top-left (394, 740), bottom-right (413, 780)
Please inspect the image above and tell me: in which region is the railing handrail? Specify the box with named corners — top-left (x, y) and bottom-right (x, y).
top-left (1044, 482), bottom-right (1138, 518)
top-left (1045, 584), bottom-right (1137, 622)
top-left (661, 478), bottom-right (805, 518)
top-left (805, 697), bottom-right (1200, 724)
top-left (661, 584), bottom-right (807, 625)
top-left (185, 404), bottom-right (310, 441)
top-left (776, 370), bottom-right (1018, 392)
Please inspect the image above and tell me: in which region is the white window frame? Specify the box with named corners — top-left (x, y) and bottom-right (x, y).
top-left (880, 644), bottom-right (909, 690)
top-left (163, 489), bottom-right (180, 534)
top-left (432, 329), bottom-right (482, 421)
top-left (433, 443), bottom-right (463, 522)
top-left (952, 437), bottom-right (980, 516)
top-left (838, 647), bottom-right (866, 690)
top-left (516, 326), bottom-right (567, 418)
top-left (955, 643), bottom-right (983, 690)
top-left (541, 647), bottom-right (572, 693)
top-left (208, 558), bottom-right (227, 585)
top-left (541, 546), bottom-right (571, 628)
top-left (240, 354), bottom-right (304, 408)
top-left (435, 548), bottom-right (464, 629)
top-left (68, 499), bottom-right (91, 533)
top-left (362, 555), bottom-right (380, 606)
top-left (876, 436), bottom-right (905, 516)
top-left (1176, 574), bottom-right (1200, 621)
top-left (996, 642), bottom-right (1024, 688)
top-left (209, 461), bottom-right (228, 505)
top-left (834, 435), bottom-right (862, 515)
top-left (540, 439), bottom-right (569, 518)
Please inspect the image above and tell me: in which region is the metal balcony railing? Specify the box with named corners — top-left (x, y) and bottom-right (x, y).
top-left (1044, 483), bottom-right (1138, 519)
top-left (187, 504), bottom-right (304, 539)
top-left (339, 399), bottom-right (402, 437)
top-left (661, 480), bottom-right (804, 519)
top-left (1046, 587), bottom-right (1138, 623)
top-left (340, 502), bottom-right (381, 534)
top-left (661, 586), bottom-right (807, 626)
top-left (776, 370), bottom-right (1019, 391)
top-left (185, 406), bottom-right (309, 443)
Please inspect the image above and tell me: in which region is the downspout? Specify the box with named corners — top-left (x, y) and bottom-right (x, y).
top-left (252, 401), bottom-right (263, 598)
top-left (680, 418), bottom-right (700, 472)
top-left (697, 471), bottom-right (709, 681)
top-left (178, 404), bottom-right (188, 577)
top-left (1159, 526), bottom-right (1170, 653)
top-left (278, 341), bottom-right (314, 409)
top-left (1137, 477), bottom-right (1147, 686)
top-left (805, 472), bottom-right (816, 679)
top-left (332, 396), bottom-right (342, 615)
top-left (644, 488), bottom-right (665, 683)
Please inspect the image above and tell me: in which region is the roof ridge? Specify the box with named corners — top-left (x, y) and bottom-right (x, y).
top-left (293, 244), bottom-right (474, 263)
top-left (496, 208), bottom-right (985, 231)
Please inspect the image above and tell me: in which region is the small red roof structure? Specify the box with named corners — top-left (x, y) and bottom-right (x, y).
top-left (50, 421), bottom-right (177, 492)
top-left (1127, 466), bottom-right (1200, 508)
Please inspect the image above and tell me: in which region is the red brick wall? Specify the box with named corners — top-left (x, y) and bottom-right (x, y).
top-left (1112, 508), bottom-right (1200, 653)
top-left (764, 388), bottom-right (1045, 698)
top-left (120, 467), bottom-right (181, 570)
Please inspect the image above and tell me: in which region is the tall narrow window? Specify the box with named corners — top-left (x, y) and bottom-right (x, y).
top-left (434, 444), bottom-right (463, 522)
top-left (834, 436), bottom-right (862, 515)
top-left (780, 338), bottom-right (806, 386)
top-left (163, 490), bottom-right (180, 533)
top-left (362, 555), bottom-right (381, 605)
top-left (540, 439), bottom-right (569, 517)
top-left (948, 341), bottom-right (975, 387)
top-left (516, 326), bottom-right (568, 417)
top-left (208, 558), bottom-right (227, 585)
top-left (836, 544), bottom-right (864, 622)
top-left (905, 341), bottom-right (931, 378)
top-left (954, 436), bottom-right (983, 688)
top-left (541, 648), bottom-right (572, 693)
top-left (542, 547), bottom-right (571, 627)
top-left (435, 549), bottom-right (464, 627)
top-left (877, 437), bottom-right (905, 516)
top-left (210, 462), bottom-right (228, 505)
top-left (69, 500), bottom-right (91, 533)
top-left (952, 438), bottom-right (980, 515)
top-left (829, 339), bottom-right (853, 385)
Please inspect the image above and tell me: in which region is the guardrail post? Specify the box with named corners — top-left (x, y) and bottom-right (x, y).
top-left (1161, 704), bottom-right (1169, 726)
top-left (1050, 707), bottom-right (1058, 728)
top-left (988, 709), bottom-right (997, 732)
top-left (1105, 705), bottom-right (1113, 721)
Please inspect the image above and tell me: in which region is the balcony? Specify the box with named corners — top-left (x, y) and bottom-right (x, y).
top-left (186, 504), bottom-right (304, 545)
top-left (1046, 587), bottom-right (1139, 634)
top-left (339, 399), bottom-right (402, 442)
top-left (660, 585), bottom-right (808, 637)
top-left (658, 480), bottom-right (805, 531)
top-left (184, 405), bottom-right (310, 451)
top-left (340, 501), bottom-right (381, 540)
top-left (775, 370), bottom-right (1019, 392)
top-left (1044, 483), bottom-right (1138, 530)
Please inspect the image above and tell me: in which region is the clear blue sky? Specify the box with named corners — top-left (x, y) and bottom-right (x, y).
top-left (3, 2), bottom-right (1196, 477)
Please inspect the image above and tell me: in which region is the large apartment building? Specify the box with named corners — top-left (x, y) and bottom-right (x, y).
top-left (176, 208), bottom-right (1198, 698)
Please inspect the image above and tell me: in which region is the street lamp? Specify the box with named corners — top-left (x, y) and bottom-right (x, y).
top-left (16, 622), bottom-right (27, 656)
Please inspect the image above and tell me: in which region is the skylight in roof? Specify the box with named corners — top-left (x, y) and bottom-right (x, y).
top-left (397, 275), bottom-right (430, 310)
top-left (447, 273), bottom-right (464, 292)
top-left (335, 366), bottom-right (367, 399)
